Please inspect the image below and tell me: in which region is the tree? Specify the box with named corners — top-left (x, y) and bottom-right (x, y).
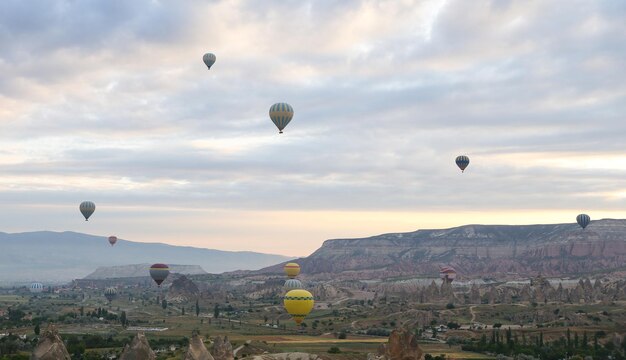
top-left (34, 324), bottom-right (40, 335)
top-left (120, 311), bottom-right (127, 327)
top-left (196, 299), bottom-right (200, 317)
top-left (214, 304), bottom-right (220, 319)
top-left (162, 299), bottom-right (168, 310)
top-left (182, 306), bottom-right (186, 315)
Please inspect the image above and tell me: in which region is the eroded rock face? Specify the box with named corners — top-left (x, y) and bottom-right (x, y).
top-left (211, 336), bottom-right (234, 360)
top-left (373, 328), bottom-right (423, 360)
top-left (185, 334), bottom-right (213, 360)
top-left (167, 274), bottom-right (200, 303)
top-left (119, 332), bottom-right (156, 360)
top-left (30, 324), bottom-right (70, 360)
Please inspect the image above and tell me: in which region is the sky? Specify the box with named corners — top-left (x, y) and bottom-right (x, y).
top-left (0, 0), bottom-right (625, 257)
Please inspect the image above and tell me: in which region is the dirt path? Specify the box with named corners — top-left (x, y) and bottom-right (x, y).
top-left (470, 305), bottom-right (477, 322)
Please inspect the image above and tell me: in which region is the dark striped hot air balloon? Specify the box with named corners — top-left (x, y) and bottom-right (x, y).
top-left (269, 103), bottom-right (294, 134)
top-left (203, 53), bottom-right (216, 69)
top-left (79, 201), bottom-right (96, 221)
top-left (104, 287), bottom-right (117, 303)
top-left (455, 155), bottom-right (470, 173)
top-left (149, 264), bottom-right (170, 286)
top-left (576, 214), bottom-right (591, 229)
top-left (108, 236), bottom-right (118, 246)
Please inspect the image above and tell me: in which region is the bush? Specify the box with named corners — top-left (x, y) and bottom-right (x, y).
top-left (446, 303), bottom-right (455, 309)
top-left (327, 347), bottom-right (341, 354)
top-left (337, 332), bottom-right (347, 339)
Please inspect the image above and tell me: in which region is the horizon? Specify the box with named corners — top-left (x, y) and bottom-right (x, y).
top-left (1, 1), bottom-right (624, 256)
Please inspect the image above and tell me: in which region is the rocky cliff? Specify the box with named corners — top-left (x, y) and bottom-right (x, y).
top-left (263, 219), bottom-right (626, 280)
top-left (185, 333), bottom-right (213, 360)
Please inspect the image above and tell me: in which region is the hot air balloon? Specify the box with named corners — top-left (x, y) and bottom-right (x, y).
top-left (439, 266), bottom-right (457, 283)
top-left (104, 287), bottom-right (117, 303)
top-left (30, 283), bottom-right (44, 294)
top-left (149, 263), bottom-right (170, 286)
top-left (80, 201), bottom-right (96, 221)
top-left (203, 53), bottom-right (216, 69)
top-left (284, 278), bottom-right (303, 290)
top-left (576, 214), bottom-right (591, 229)
top-left (455, 155), bottom-right (470, 173)
top-left (284, 263), bottom-right (301, 278)
top-left (269, 103), bottom-right (294, 134)
top-left (108, 236), bottom-right (118, 246)
top-left (283, 289), bottom-right (314, 324)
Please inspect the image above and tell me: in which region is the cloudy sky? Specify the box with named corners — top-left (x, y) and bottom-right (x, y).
top-left (0, 0), bottom-right (624, 256)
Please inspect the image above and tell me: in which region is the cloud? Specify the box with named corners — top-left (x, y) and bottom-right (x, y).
top-left (0, 0), bottom-right (624, 254)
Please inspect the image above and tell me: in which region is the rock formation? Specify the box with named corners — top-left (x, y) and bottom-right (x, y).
top-left (167, 274), bottom-right (200, 303)
top-left (119, 332), bottom-right (156, 360)
top-left (211, 336), bottom-right (234, 360)
top-left (372, 328), bottom-right (423, 360)
top-left (259, 219), bottom-right (626, 280)
top-left (30, 324), bottom-right (70, 360)
top-left (185, 333), bottom-right (213, 360)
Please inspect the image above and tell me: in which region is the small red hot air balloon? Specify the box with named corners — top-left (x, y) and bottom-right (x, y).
top-left (108, 236), bottom-right (117, 246)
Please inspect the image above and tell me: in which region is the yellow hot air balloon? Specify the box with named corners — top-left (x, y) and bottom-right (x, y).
top-left (283, 263), bottom-right (300, 278)
top-left (283, 289), bottom-right (314, 324)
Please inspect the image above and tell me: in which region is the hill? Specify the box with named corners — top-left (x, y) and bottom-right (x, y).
top-left (259, 219), bottom-right (626, 280)
top-left (0, 231), bottom-right (291, 284)
top-left (84, 264), bottom-right (207, 279)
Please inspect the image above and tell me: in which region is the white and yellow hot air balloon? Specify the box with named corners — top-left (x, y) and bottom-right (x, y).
top-left (283, 289), bottom-right (314, 324)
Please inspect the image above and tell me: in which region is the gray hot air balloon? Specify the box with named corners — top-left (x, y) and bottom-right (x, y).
top-left (79, 201), bottom-right (96, 221)
top-left (576, 214), bottom-right (591, 229)
top-left (269, 103), bottom-right (294, 134)
top-left (104, 287), bottom-right (117, 303)
top-left (30, 283), bottom-right (44, 294)
top-left (455, 155), bottom-right (470, 173)
top-left (284, 278), bottom-right (303, 290)
top-left (203, 53), bottom-right (216, 70)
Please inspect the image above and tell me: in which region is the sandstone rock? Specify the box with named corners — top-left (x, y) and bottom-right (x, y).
top-left (211, 336), bottom-right (234, 360)
top-left (374, 328), bottom-right (423, 360)
top-left (167, 274), bottom-right (200, 303)
top-left (30, 324), bottom-right (70, 360)
top-left (119, 332), bottom-right (156, 360)
top-left (185, 333), bottom-right (213, 360)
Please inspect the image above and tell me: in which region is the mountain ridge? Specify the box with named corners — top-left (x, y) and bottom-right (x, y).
top-left (0, 230), bottom-right (291, 284)
top-left (256, 219), bottom-right (626, 281)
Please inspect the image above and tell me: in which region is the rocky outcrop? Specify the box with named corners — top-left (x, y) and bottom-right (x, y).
top-left (211, 336), bottom-right (234, 360)
top-left (260, 219), bottom-right (626, 280)
top-left (119, 332), bottom-right (156, 360)
top-left (372, 328), bottom-right (423, 360)
top-left (30, 324), bottom-right (70, 360)
top-left (167, 274), bottom-right (200, 303)
top-left (185, 333), bottom-right (213, 360)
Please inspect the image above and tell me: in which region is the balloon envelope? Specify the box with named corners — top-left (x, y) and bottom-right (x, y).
top-left (439, 266), bottom-right (456, 283)
top-left (149, 263), bottom-right (170, 286)
top-left (284, 278), bottom-right (303, 290)
top-left (284, 263), bottom-right (300, 278)
top-left (269, 103), bottom-right (294, 133)
top-left (203, 53), bottom-right (216, 69)
top-left (108, 236), bottom-right (118, 246)
top-left (30, 283), bottom-right (44, 294)
top-left (80, 201), bottom-right (96, 221)
top-left (576, 214), bottom-right (591, 229)
top-left (283, 289), bottom-right (314, 324)
top-left (104, 287), bottom-right (117, 302)
top-left (455, 155), bottom-right (470, 172)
